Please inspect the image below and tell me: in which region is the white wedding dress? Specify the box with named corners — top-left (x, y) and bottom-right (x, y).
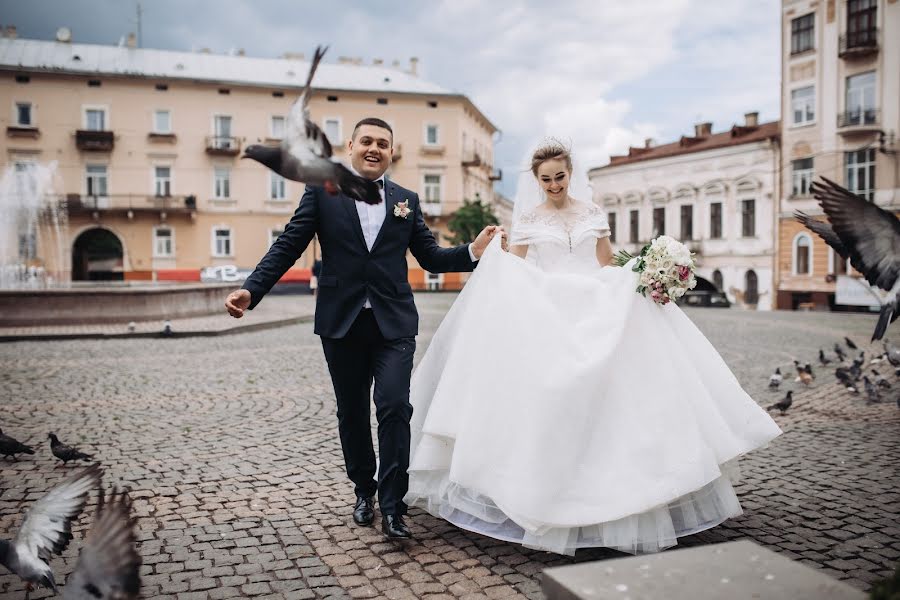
top-left (403, 201), bottom-right (782, 556)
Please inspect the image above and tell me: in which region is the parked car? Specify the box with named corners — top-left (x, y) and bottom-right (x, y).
top-left (677, 277), bottom-right (731, 308)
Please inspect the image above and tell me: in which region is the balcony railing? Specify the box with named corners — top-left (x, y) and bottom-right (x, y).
top-left (839, 28), bottom-right (878, 58)
top-left (66, 193), bottom-right (196, 214)
top-left (6, 126), bottom-right (40, 139)
top-left (461, 152), bottom-right (482, 167)
top-left (489, 168), bottom-right (502, 182)
top-left (205, 136), bottom-right (241, 156)
top-left (421, 201), bottom-right (442, 217)
top-left (75, 130), bottom-right (114, 151)
top-left (837, 108), bottom-right (880, 130)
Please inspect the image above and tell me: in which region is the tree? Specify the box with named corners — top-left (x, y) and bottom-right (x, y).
top-left (447, 194), bottom-right (500, 245)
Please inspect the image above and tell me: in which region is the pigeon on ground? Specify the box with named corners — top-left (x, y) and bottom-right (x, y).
top-left (834, 343), bottom-right (847, 362)
top-left (242, 46), bottom-right (381, 205)
top-left (61, 488), bottom-right (140, 600)
top-left (767, 391), bottom-right (793, 414)
top-left (872, 369), bottom-right (892, 389)
top-left (835, 367), bottom-right (859, 393)
top-left (794, 360), bottom-right (813, 385)
top-left (863, 376), bottom-right (881, 403)
top-left (49, 433), bottom-right (93, 465)
top-left (801, 177), bottom-right (900, 341)
top-left (161, 320), bottom-right (173, 338)
top-left (818, 349), bottom-right (831, 366)
top-left (884, 340), bottom-right (900, 367)
top-left (804, 363), bottom-right (815, 379)
top-left (0, 465), bottom-right (102, 598)
top-left (768, 367), bottom-right (783, 390)
top-left (845, 336), bottom-right (859, 350)
top-left (0, 428), bottom-right (35, 460)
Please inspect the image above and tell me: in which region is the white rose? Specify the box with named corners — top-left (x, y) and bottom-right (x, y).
top-left (662, 258), bottom-right (674, 270)
top-left (674, 287), bottom-right (686, 298)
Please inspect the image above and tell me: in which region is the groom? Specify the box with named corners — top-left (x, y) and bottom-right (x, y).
top-left (225, 117), bottom-right (503, 539)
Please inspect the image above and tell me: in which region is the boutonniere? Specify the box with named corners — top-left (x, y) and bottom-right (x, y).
top-left (394, 200), bottom-right (411, 219)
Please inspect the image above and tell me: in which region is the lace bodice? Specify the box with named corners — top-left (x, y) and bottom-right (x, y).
top-left (510, 202), bottom-right (610, 273)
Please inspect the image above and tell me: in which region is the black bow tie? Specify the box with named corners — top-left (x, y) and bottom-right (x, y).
top-left (376, 179), bottom-right (384, 189)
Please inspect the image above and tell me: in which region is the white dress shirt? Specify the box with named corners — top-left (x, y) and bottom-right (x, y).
top-left (353, 174), bottom-right (478, 308)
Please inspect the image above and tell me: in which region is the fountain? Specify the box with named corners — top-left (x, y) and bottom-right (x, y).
top-left (0, 161), bottom-right (232, 328)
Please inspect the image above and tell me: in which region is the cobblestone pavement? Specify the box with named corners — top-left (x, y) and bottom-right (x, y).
top-left (1, 295), bottom-right (898, 599)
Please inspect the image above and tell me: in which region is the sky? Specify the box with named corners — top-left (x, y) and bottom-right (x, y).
top-left (0, 0), bottom-right (782, 199)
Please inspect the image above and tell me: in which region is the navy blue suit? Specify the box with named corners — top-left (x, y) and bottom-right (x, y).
top-left (242, 180), bottom-right (475, 515)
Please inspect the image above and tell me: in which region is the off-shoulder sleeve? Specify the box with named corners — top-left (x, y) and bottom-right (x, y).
top-left (587, 205), bottom-right (611, 239)
top-left (510, 211), bottom-right (544, 245)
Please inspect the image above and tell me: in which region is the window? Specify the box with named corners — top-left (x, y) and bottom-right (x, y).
top-left (423, 174), bottom-right (441, 203)
top-left (154, 166), bottom-right (171, 197)
top-left (845, 71), bottom-right (876, 125)
top-left (214, 167), bottom-right (231, 199)
top-left (680, 205), bottom-right (693, 240)
top-left (791, 13), bottom-right (815, 54)
top-left (710, 202), bottom-right (723, 239)
top-left (794, 233), bottom-right (812, 274)
top-left (832, 249), bottom-right (849, 275)
top-left (652, 207), bottom-right (665, 237)
top-left (791, 86), bottom-right (815, 125)
top-left (425, 124), bottom-right (439, 145)
top-left (214, 115), bottom-right (232, 149)
top-left (712, 269), bottom-right (724, 292)
top-left (608, 212), bottom-right (617, 244)
top-left (324, 118), bottom-right (341, 143)
top-left (745, 270), bottom-right (759, 305)
top-left (213, 228), bottom-right (232, 257)
top-left (847, 0), bottom-right (877, 46)
top-left (85, 165), bottom-right (108, 197)
top-left (154, 227), bottom-right (173, 257)
top-left (741, 199), bottom-right (756, 237)
top-left (845, 148), bottom-right (875, 201)
top-left (792, 158), bottom-right (814, 196)
top-left (270, 116), bottom-right (285, 139)
top-left (85, 108), bottom-right (106, 131)
top-left (153, 110), bottom-right (171, 133)
top-left (629, 210), bottom-right (639, 243)
top-left (269, 228), bottom-right (284, 248)
top-left (270, 172), bottom-right (286, 200)
top-left (15, 102), bottom-right (32, 126)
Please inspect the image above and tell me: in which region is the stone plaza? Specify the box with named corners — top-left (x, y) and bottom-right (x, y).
top-left (1, 294), bottom-right (898, 599)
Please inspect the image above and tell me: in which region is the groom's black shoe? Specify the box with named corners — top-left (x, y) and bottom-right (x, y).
top-left (381, 514), bottom-right (412, 539)
top-left (353, 495), bottom-right (375, 526)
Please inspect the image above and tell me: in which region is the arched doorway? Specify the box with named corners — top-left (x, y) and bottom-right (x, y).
top-left (745, 270), bottom-right (759, 305)
top-left (72, 228), bottom-right (124, 281)
top-left (712, 269), bottom-right (724, 292)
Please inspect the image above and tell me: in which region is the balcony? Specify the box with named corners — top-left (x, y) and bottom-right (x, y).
top-left (66, 193), bottom-right (196, 216)
top-left (489, 168), bottom-right (503, 182)
top-left (839, 28), bottom-right (878, 59)
top-left (75, 130), bottom-right (114, 151)
top-left (420, 144), bottom-right (445, 157)
top-left (205, 136), bottom-right (241, 156)
top-left (837, 108), bottom-right (880, 134)
top-left (148, 132), bottom-right (177, 143)
top-left (6, 126), bottom-right (40, 139)
top-left (461, 152), bottom-right (482, 168)
top-left (421, 201), bottom-right (442, 217)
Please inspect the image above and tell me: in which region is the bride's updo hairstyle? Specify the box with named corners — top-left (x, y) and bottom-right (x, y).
top-left (530, 140), bottom-right (573, 176)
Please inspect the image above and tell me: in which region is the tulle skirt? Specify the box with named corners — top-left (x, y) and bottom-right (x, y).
top-left (404, 238), bottom-right (782, 555)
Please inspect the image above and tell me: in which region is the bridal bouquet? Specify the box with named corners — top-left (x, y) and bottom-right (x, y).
top-left (612, 235), bottom-right (697, 305)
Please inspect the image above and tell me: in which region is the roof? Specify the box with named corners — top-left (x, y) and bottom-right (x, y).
top-left (0, 37), bottom-right (452, 96)
top-left (592, 120), bottom-right (780, 172)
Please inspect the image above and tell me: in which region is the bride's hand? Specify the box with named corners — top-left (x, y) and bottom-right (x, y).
top-left (471, 226), bottom-right (507, 259)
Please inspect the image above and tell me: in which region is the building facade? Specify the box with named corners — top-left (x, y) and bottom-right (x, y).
top-left (0, 32), bottom-right (500, 290)
top-left (589, 115), bottom-right (780, 310)
top-left (778, 0), bottom-right (899, 309)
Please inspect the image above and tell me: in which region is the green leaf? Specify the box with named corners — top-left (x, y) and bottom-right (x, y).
top-left (447, 195), bottom-right (500, 245)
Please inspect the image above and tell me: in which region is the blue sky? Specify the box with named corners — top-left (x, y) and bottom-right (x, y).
top-left (1, 0), bottom-right (782, 198)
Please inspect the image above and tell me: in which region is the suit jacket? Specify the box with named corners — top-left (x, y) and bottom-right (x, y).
top-left (241, 179), bottom-right (476, 339)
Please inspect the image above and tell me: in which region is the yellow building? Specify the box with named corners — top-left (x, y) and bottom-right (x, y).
top-left (0, 32), bottom-right (500, 290)
top-left (777, 0), bottom-right (899, 309)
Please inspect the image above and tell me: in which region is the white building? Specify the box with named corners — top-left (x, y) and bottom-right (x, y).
top-left (588, 114), bottom-right (781, 310)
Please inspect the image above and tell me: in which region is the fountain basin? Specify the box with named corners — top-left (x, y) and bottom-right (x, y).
top-left (0, 282), bottom-right (236, 326)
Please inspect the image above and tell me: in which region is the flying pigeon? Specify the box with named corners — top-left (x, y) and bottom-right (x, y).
top-left (768, 367), bottom-right (783, 390)
top-left (818, 349), bottom-right (831, 366)
top-left (802, 177), bottom-right (900, 341)
top-left (0, 465), bottom-right (102, 598)
top-left (0, 428), bottom-right (35, 460)
top-left (49, 433), bottom-right (93, 465)
top-left (61, 488), bottom-right (140, 600)
top-left (767, 390), bottom-right (793, 414)
top-left (242, 46), bottom-right (381, 205)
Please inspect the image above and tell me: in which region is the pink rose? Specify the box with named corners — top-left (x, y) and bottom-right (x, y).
top-left (678, 265), bottom-right (690, 281)
top-left (650, 290), bottom-right (661, 301)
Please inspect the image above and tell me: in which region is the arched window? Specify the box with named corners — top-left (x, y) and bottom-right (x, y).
top-left (745, 270), bottom-right (759, 305)
top-left (793, 233), bottom-right (812, 275)
top-left (712, 269), bottom-right (724, 292)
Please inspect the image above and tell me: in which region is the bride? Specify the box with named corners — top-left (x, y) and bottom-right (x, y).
top-left (403, 141), bottom-right (782, 556)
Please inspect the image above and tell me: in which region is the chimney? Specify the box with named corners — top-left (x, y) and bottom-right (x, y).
top-left (373, 58), bottom-right (384, 66)
top-left (409, 56), bottom-right (419, 77)
top-left (338, 56), bottom-right (353, 64)
top-left (694, 122), bottom-right (712, 137)
top-left (644, 138), bottom-right (655, 148)
top-left (126, 32), bottom-right (137, 48)
top-left (237, 48), bottom-right (245, 56)
top-left (5, 25), bottom-right (18, 39)
top-left (744, 111), bottom-right (759, 127)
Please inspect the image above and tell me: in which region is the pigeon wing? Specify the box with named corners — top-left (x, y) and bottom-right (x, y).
top-left (812, 177), bottom-right (900, 291)
top-left (62, 489), bottom-right (140, 600)
top-left (794, 211), bottom-right (849, 258)
top-left (14, 465), bottom-right (101, 561)
top-left (285, 46), bottom-right (329, 156)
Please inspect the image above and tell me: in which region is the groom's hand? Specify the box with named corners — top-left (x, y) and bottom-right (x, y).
top-left (471, 226), bottom-right (507, 259)
top-left (225, 289), bottom-right (251, 318)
